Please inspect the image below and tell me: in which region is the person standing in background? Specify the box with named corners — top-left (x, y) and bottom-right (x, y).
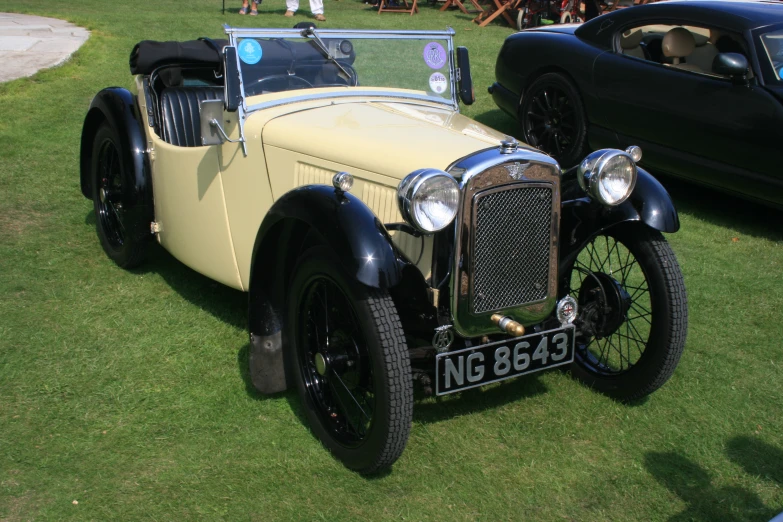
top-left (285, 0), bottom-right (326, 21)
top-left (239, 0), bottom-right (259, 15)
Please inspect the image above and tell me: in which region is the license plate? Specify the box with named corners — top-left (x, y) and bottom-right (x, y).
top-left (435, 326), bottom-right (575, 396)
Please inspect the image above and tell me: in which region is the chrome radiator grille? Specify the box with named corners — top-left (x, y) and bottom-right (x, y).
top-left (472, 186), bottom-right (553, 314)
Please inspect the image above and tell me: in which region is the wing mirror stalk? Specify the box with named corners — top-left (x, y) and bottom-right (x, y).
top-left (200, 99), bottom-right (247, 156)
top-left (455, 46), bottom-right (475, 106)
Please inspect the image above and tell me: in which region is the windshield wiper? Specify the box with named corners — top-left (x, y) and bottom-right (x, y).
top-left (300, 27), bottom-right (353, 83)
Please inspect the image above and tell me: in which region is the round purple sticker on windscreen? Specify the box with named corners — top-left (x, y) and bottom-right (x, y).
top-left (423, 42), bottom-right (447, 70)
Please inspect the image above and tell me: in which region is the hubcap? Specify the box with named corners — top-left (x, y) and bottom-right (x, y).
top-left (315, 352), bottom-right (327, 376)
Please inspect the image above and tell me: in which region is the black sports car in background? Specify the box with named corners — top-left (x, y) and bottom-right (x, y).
top-left (490, 0), bottom-right (783, 207)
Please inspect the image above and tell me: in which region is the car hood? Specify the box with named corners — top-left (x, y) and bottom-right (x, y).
top-left (260, 101), bottom-right (516, 179)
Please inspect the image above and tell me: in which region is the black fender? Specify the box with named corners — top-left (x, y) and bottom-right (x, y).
top-left (559, 167), bottom-right (679, 273)
top-left (247, 185), bottom-right (405, 394)
top-left (79, 87), bottom-right (153, 216)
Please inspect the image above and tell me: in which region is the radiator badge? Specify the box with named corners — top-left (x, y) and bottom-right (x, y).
top-left (503, 162), bottom-right (529, 180)
top-left (432, 325), bottom-right (454, 352)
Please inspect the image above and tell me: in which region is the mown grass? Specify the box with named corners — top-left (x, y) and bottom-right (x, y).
top-left (1, 1), bottom-right (782, 520)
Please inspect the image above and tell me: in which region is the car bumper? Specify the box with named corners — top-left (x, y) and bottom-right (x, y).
top-left (488, 82), bottom-right (518, 119)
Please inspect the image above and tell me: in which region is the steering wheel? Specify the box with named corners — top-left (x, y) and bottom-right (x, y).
top-left (248, 74), bottom-right (313, 95)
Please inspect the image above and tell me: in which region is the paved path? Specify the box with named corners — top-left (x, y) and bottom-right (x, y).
top-left (0, 13), bottom-right (89, 83)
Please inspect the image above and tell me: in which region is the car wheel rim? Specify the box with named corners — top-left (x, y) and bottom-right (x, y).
top-left (97, 139), bottom-right (125, 249)
top-left (566, 235), bottom-right (652, 376)
top-left (523, 83), bottom-right (577, 160)
top-left (298, 276), bottom-right (376, 447)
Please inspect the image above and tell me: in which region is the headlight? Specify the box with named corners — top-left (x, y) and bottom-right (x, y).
top-left (577, 149), bottom-right (638, 206)
top-left (397, 169), bottom-right (459, 233)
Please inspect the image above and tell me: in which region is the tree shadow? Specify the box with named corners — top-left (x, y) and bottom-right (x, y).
top-left (726, 435), bottom-right (783, 485)
top-left (413, 376), bottom-right (548, 424)
top-left (644, 451), bottom-right (776, 522)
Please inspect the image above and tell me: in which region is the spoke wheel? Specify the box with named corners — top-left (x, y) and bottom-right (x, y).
top-left (90, 123), bottom-right (148, 268)
top-left (298, 277), bottom-right (377, 447)
top-left (563, 225), bottom-right (687, 401)
top-left (286, 247), bottom-right (412, 473)
top-left (96, 135), bottom-right (125, 250)
top-left (519, 72), bottom-right (587, 168)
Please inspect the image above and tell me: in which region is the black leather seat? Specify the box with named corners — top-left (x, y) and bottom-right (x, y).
top-left (159, 86), bottom-right (224, 147)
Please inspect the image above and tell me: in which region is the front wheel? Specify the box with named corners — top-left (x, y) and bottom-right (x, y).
top-left (285, 247), bottom-right (413, 474)
top-left (563, 225), bottom-right (687, 402)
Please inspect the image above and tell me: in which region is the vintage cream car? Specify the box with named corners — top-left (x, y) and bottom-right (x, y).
top-left (79, 27), bottom-right (687, 473)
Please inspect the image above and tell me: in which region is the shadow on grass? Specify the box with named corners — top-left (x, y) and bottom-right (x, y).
top-left (644, 451), bottom-right (776, 522)
top-left (133, 241), bottom-right (248, 331)
top-left (413, 376), bottom-right (547, 424)
top-left (471, 108), bottom-right (519, 138)
top-left (726, 435), bottom-right (783, 485)
top-left (84, 210), bottom-right (246, 332)
top-left (658, 174), bottom-right (783, 242)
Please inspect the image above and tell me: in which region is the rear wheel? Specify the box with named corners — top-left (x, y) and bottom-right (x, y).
top-left (563, 225), bottom-right (687, 401)
top-left (519, 72), bottom-right (588, 168)
top-left (90, 122), bottom-right (148, 268)
top-left (286, 247), bottom-right (413, 473)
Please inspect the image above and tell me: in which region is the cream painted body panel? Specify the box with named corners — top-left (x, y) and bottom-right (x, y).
top-left (261, 101), bottom-right (508, 179)
top-left (135, 77), bottom-right (243, 290)
top-left (137, 79), bottom-right (511, 291)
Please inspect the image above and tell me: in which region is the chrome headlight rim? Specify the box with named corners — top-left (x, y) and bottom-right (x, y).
top-left (578, 149), bottom-right (638, 206)
top-left (397, 168), bottom-right (460, 234)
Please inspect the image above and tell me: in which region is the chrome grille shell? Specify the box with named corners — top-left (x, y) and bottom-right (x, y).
top-left (448, 147), bottom-right (561, 338)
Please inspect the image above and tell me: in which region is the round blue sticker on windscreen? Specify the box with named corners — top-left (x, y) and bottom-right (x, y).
top-left (423, 42), bottom-right (447, 70)
top-left (239, 39), bottom-right (263, 65)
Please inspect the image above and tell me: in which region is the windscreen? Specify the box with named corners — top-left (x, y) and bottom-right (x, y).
top-left (233, 33), bottom-right (454, 104)
top-left (760, 28), bottom-right (783, 81)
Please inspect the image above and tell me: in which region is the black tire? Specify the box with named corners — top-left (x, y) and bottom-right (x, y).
top-left (285, 247), bottom-right (413, 473)
top-left (91, 122), bottom-right (148, 268)
top-left (519, 72), bottom-right (588, 168)
top-left (563, 225), bottom-right (687, 402)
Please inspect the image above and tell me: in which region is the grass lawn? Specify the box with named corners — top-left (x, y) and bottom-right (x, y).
top-left (1, 0), bottom-right (782, 520)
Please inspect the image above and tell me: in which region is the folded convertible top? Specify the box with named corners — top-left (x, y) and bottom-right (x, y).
top-left (129, 38), bottom-right (228, 75)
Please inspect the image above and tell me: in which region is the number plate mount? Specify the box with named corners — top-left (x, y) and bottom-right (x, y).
top-left (434, 326), bottom-right (575, 396)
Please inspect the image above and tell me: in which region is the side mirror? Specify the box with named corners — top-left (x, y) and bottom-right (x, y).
top-left (713, 52), bottom-right (750, 84)
top-left (455, 46), bottom-right (475, 106)
top-left (200, 99), bottom-right (225, 146)
top-left (223, 46), bottom-right (242, 112)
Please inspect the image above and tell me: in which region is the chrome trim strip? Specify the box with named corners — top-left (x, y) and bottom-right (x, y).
top-left (246, 90), bottom-right (456, 112)
top-left (225, 28), bottom-right (457, 38)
